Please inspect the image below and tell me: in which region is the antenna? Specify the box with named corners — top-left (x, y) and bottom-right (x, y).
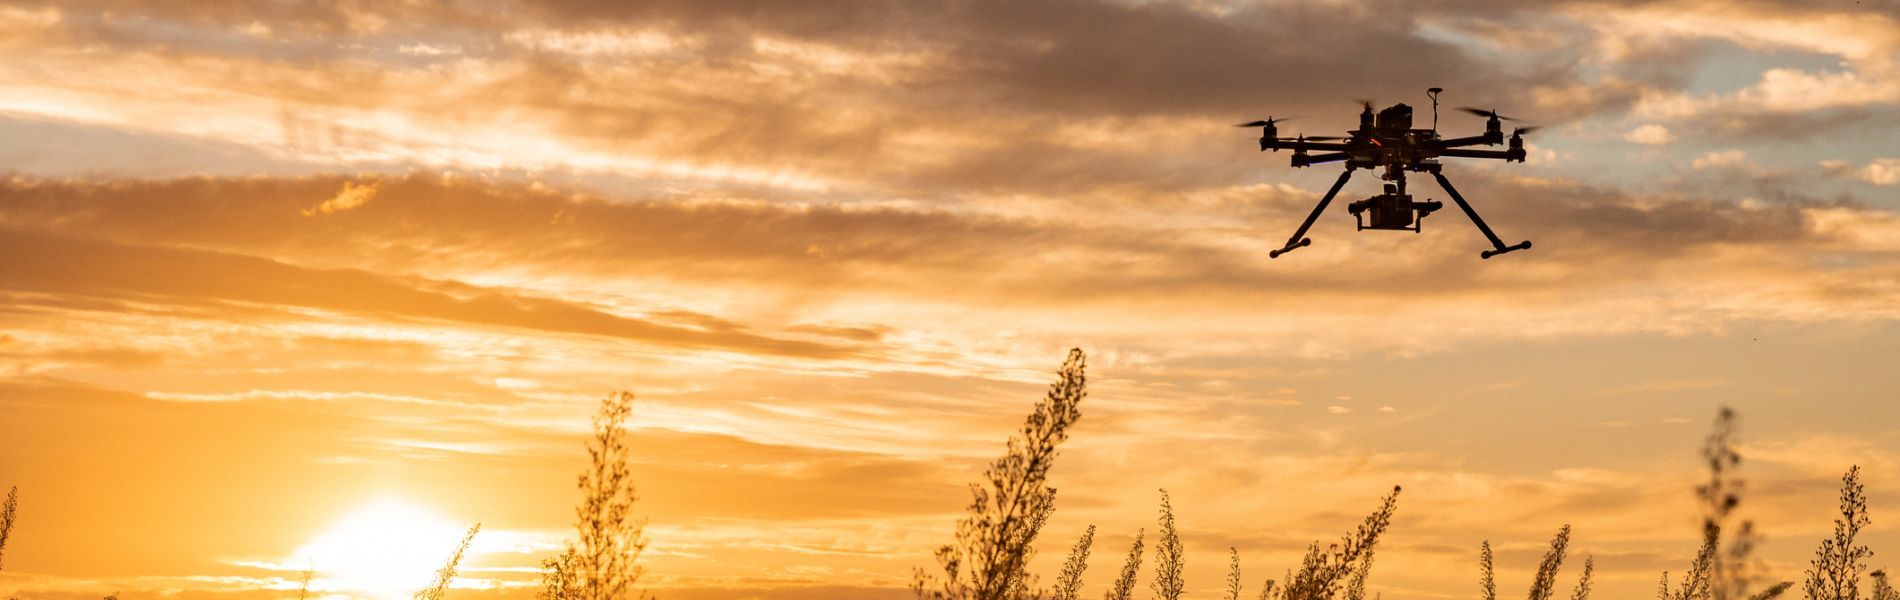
top-left (1427, 87), bottom-right (1443, 133)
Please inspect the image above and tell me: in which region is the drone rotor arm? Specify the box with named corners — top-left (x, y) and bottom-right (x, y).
top-left (1290, 152), bottom-right (1351, 167)
top-left (1272, 141), bottom-right (1353, 152)
top-left (1435, 135), bottom-right (1500, 149)
top-left (1438, 148), bottom-right (1525, 162)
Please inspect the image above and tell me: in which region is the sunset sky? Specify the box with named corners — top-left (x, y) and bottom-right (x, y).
top-left (3, 0), bottom-right (1900, 598)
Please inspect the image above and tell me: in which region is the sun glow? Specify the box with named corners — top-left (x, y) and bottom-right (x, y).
top-left (293, 496), bottom-right (472, 599)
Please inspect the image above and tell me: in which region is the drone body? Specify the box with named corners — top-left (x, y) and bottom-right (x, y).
top-left (1241, 88), bottom-right (1535, 259)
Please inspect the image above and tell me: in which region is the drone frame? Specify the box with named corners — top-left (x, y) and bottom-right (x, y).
top-left (1249, 93), bottom-right (1534, 260)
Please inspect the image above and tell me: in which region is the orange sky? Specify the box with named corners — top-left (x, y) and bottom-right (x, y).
top-left (2, 1), bottom-right (1900, 598)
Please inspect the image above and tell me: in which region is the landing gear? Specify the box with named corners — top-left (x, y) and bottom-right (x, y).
top-left (1269, 168), bottom-right (1355, 259)
top-left (1429, 169), bottom-right (1531, 259)
top-left (1268, 165), bottom-right (1531, 259)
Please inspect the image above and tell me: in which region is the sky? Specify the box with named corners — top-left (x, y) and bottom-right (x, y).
top-left (2, 0), bottom-right (1900, 598)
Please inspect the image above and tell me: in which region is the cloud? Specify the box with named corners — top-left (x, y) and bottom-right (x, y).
top-left (0, 0), bottom-right (1659, 199)
top-left (301, 180), bottom-right (379, 216)
top-left (0, 228), bottom-right (869, 359)
top-left (6, 171), bottom-right (1900, 365)
top-left (1623, 123), bottom-right (1675, 145)
top-left (1691, 149), bottom-right (1751, 170)
top-left (1822, 158), bottom-right (1900, 186)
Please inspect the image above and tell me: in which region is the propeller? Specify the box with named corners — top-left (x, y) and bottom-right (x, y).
top-left (1512, 126), bottom-right (1541, 136)
top-left (1458, 107), bottom-right (1516, 121)
top-left (1355, 99), bottom-right (1375, 110)
top-left (1300, 136), bottom-right (1348, 141)
top-left (1235, 116), bottom-right (1297, 127)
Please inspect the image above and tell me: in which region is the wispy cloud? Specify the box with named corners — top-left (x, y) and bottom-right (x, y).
top-left (302, 181), bottom-right (379, 216)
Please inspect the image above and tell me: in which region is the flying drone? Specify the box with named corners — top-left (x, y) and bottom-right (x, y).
top-left (1239, 88), bottom-right (1535, 259)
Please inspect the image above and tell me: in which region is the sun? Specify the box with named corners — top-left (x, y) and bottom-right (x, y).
top-left (293, 496), bottom-right (472, 599)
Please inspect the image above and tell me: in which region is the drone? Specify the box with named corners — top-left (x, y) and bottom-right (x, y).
top-left (1239, 88), bottom-right (1535, 259)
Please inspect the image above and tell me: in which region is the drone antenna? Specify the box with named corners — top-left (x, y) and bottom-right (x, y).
top-left (1427, 87), bottom-right (1443, 133)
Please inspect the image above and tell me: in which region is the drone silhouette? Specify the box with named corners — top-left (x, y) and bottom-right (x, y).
top-left (1240, 88), bottom-right (1535, 259)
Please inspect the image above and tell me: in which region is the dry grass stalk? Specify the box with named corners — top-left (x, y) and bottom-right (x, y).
top-left (1804, 466), bottom-right (1873, 600)
top-left (1862, 565), bottom-right (1892, 600)
top-left (1660, 408), bottom-right (1794, 600)
top-left (1345, 544), bottom-right (1374, 600)
top-left (1748, 582), bottom-right (1794, 600)
top-left (1570, 556), bottom-right (1594, 600)
top-left (1660, 532), bottom-right (1716, 600)
top-left (1151, 490), bottom-right (1186, 600)
top-left (1052, 525), bottom-right (1096, 600)
top-left (1528, 525), bottom-right (1572, 600)
top-left (1870, 570), bottom-right (1896, 600)
top-left (0, 486), bottom-right (15, 571)
top-left (298, 563), bottom-right (313, 600)
top-left (541, 391), bottom-right (649, 600)
top-left (1008, 492), bottom-right (1060, 599)
top-left (1700, 408), bottom-right (1778, 600)
top-left (416, 523), bottom-right (480, 600)
top-left (1282, 486), bottom-right (1400, 600)
top-left (1226, 547), bottom-right (1244, 600)
top-left (1105, 529), bottom-right (1145, 600)
top-left (1258, 579), bottom-right (1280, 600)
top-left (917, 348), bottom-right (1088, 600)
top-left (1480, 541), bottom-right (1497, 600)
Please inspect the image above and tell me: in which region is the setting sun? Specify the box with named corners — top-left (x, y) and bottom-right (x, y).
top-left (293, 497), bottom-right (472, 599)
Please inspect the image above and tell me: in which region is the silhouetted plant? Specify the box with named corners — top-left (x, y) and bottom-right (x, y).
top-left (916, 348), bottom-right (1088, 600)
top-left (1661, 533), bottom-right (1717, 600)
top-left (1571, 557), bottom-right (1594, 600)
top-left (298, 563), bottom-right (313, 600)
top-left (1528, 525), bottom-right (1572, 600)
top-left (1479, 526), bottom-right (1591, 600)
top-left (1151, 490), bottom-right (1185, 600)
top-left (1870, 570), bottom-right (1896, 600)
top-left (1052, 525), bottom-right (1096, 600)
top-left (0, 486), bottom-right (15, 571)
top-left (541, 391), bottom-right (650, 600)
top-left (1663, 408), bottom-right (1791, 600)
top-left (1480, 541), bottom-right (1497, 600)
top-left (1258, 579), bottom-right (1280, 600)
top-left (1226, 547), bottom-right (1244, 600)
top-left (1282, 486), bottom-right (1399, 600)
top-left (1804, 466), bottom-right (1873, 600)
top-left (416, 523), bottom-right (480, 600)
top-left (1702, 408), bottom-right (1780, 600)
top-left (1344, 543), bottom-right (1374, 600)
top-left (1105, 530), bottom-right (1145, 600)
top-left (1754, 583), bottom-right (1796, 600)
top-left (1009, 492), bottom-right (1060, 599)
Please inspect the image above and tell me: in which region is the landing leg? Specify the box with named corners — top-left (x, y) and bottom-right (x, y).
top-left (1270, 168), bottom-right (1354, 258)
top-left (1431, 170), bottom-right (1531, 259)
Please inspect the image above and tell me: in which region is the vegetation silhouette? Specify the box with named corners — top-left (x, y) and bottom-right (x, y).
top-left (1152, 490), bottom-right (1186, 600)
top-left (297, 563), bottom-right (313, 600)
top-left (541, 391), bottom-right (651, 600)
top-left (1224, 547), bottom-right (1242, 600)
top-left (906, 349), bottom-right (1899, 600)
top-left (0, 486), bottom-right (15, 572)
top-left (914, 348), bottom-right (1087, 600)
top-left (417, 523), bottom-right (482, 600)
top-left (3, 354), bottom-right (1899, 600)
top-left (1053, 525), bottom-right (1096, 600)
top-left (1105, 529), bottom-right (1145, 600)
top-left (1805, 467), bottom-right (1873, 600)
